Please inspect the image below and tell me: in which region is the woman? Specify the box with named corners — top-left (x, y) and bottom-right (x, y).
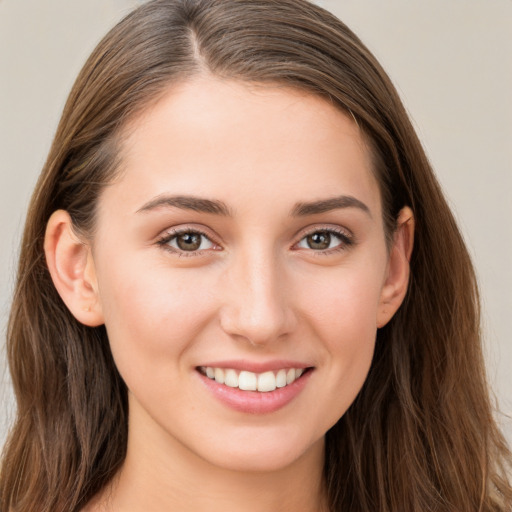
top-left (1, 0), bottom-right (510, 510)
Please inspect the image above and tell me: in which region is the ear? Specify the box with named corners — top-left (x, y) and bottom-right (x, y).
top-left (376, 207), bottom-right (414, 328)
top-left (44, 210), bottom-right (104, 327)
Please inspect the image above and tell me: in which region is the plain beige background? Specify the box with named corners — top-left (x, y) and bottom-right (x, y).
top-left (1, 0), bottom-right (511, 449)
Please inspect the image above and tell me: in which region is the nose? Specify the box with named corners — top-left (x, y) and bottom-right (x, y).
top-left (219, 247), bottom-right (297, 347)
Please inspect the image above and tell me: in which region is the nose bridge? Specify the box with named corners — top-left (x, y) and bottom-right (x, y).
top-left (220, 241), bottom-right (295, 345)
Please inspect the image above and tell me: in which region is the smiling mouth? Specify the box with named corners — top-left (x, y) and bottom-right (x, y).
top-left (198, 366), bottom-right (311, 393)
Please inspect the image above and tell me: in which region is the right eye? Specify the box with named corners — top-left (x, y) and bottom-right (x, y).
top-left (157, 229), bottom-right (219, 255)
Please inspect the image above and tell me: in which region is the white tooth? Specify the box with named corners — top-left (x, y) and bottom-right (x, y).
top-left (214, 368), bottom-right (225, 384)
top-left (295, 368), bottom-right (304, 378)
top-left (276, 369), bottom-right (287, 388)
top-left (238, 370), bottom-right (257, 391)
top-left (286, 368), bottom-right (296, 385)
top-left (257, 371), bottom-right (277, 392)
top-left (206, 367), bottom-right (215, 379)
top-left (224, 369), bottom-right (239, 388)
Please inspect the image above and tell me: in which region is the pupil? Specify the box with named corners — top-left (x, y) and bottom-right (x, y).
top-left (307, 232), bottom-right (330, 250)
top-left (177, 233), bottom-right (201, 251)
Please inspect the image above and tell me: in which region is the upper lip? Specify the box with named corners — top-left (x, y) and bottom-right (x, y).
top-left (197, 359), bottom-right (312, 373)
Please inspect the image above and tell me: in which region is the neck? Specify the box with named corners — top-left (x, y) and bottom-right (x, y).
top-left (90, 406), bottom-right (328, 512)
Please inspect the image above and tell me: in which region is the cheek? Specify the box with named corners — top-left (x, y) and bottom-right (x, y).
top-left (96, 257), bottom-right (216, 382)
top-left (296, 260), bottom-right (385, 412)
top-left (300, 256), bottom-right (385, 341)
top-left (323, 281), bottom-right (379, 366)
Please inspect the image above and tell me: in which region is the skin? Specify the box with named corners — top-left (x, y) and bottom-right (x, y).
top-left (45, 77), bottom-right (413, 512)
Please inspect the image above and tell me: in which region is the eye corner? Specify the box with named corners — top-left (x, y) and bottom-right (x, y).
top-left (156, 226), bottom-right (223, 257)
top-left (292, 225), bottom-right (355, 255)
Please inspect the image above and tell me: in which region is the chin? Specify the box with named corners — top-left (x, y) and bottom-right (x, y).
top-left (196, 429), bottom-right (325, 474)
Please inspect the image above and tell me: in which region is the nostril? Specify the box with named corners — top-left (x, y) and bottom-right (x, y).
top-left (219, 306), bottom-right (297, 347)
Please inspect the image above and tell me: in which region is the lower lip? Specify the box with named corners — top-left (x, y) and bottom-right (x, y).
top-left (197, 369), bottom-right (313, 414)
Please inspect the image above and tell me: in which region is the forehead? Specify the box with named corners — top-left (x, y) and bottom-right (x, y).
top-left (102, 77), bottom-right (381, 219)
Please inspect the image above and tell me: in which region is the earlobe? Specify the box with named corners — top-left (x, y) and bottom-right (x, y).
top-left (44, 210), bottom-right (104, 327)
top-left (376, 207), bottom-right (414, 328)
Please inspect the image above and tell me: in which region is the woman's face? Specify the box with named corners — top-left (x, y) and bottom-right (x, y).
top-left (86, 78), bottom-right (406, 472)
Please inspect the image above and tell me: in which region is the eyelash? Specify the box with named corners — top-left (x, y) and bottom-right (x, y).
top-left (156, 226), bottom-right (354, 257)
top-left (156, 228), bottom-right (219, 257)
top-left (294, 226), bottom-right (354, 255)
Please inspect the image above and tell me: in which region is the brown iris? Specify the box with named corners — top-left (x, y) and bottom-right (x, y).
top-left (306, 231), bottom-right (331, 250)
top-left (176, 232), bottom-right (202, 251)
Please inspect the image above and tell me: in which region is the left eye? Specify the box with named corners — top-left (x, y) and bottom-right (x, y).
top-left (165, 231), bottom-right (215, 252)
top-left (296, 230), bottom-right (346, 251)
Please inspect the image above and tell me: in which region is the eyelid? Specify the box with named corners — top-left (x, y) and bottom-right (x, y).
top-left (154, 223), bottom-right (354, 256)
top-left (292, 224), bottom-right (355, 253)
top-left (156, 224), bottom-right (223, 256)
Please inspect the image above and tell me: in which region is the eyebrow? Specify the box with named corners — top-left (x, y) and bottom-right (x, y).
top-left (136, 193), bottom-right (371, 218)
top-left (136, 195), bottom-right (232, 216)
top-left (291, 195), bottom-right (371, 217)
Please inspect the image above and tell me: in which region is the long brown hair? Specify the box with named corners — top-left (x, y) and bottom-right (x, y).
top-left (1, 1), bottom-right (510, 510)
